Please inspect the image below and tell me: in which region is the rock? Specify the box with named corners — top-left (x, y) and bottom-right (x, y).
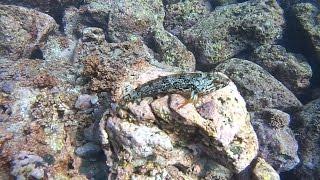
top-left (216, 58), bottom-right (302, 111)
top-left (1, 81), bottom-right (15, 94)
top-left (309, 88), bottom-right (320, 101)
top-left (251, 109), bottom-right (300, 172)
top-left (106, 116), bottom-right (173, 158)
top-left (127, 99), bottom-right (156, 122)
top-left (29, 168), bottom-right (45, 180)
top-left (200, 159), bottom-right (233, 179)
top-left (100, 71), bottom-right (257, 176)
top-left (42, 34), bottom-right (77, 63)
top-left (255, 109), bottom-right (290, 128)
top-left (91, 0), bottom-right (165, 42)
top-left (251, 45), bottom-right (312, 94)
top-left (10, 151), bottom-right (48, 180)
top-left (0, 0), bottom-right (82, 15)
top-left (79, 1), bottom-right (111, 30)
top-left (292, 3), bottom-right (320, 64)
top-left (163, 0), bottom-right (212, 37)
top-left (104, 116), bottom-right (234, 179)
top-left (169, 89), bottom-right (243, 147)
top-left (150, 95), bottom-right (173, 125)
top-left (77, 30), bottom-right (178, 101)
top-left (166, 149), bottom-right (233, 180)
top-left (63, 7), bottom-right (84, 39)
top-left (151, 76), bottom-right (258, 173)
top-left (84, 120), bottom-right (104, 143)
top-left (75, 94), bottom-right (97, 110)
top-left (12, 87), bottom-right (39, 119)
top-left (211, 0), bottom-right (237, 6)
top-left (150, 29), bottom-right (196, 71)
top-left (293, 98), bottom-right (320, 178)
top-left (75, 142), bottom-right (102, 159)
top-left (79, 1), bottom-right (195, 70)
top-left (252, 157), bottom-right (280, 180)
top-left (182, 0), bottom-right (284, 65)
top-left (0, 5), bottom-right (58, 59)
top-left (32, 73), bottom-right (58, 88)
top-left (219, 114), bottom-right (258, 173)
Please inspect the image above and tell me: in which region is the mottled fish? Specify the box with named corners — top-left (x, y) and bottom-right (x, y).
top-left (121, 72), bottom-right (230, 103)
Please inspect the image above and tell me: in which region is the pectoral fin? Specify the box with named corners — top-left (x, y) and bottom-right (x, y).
top-left (177, 91), bottom-right (198, 109)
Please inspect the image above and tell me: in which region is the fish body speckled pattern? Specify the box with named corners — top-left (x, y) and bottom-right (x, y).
top-left (122, 72), bottom-right (230, 103)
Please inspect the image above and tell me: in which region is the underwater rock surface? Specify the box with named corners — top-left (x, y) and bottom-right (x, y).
top-left (216, 58), bottom-right (302, 111)
top-left (251, 45), bottom-right (312, 94)
top-left (292, 98), bottom-right (320, 179)
top-left (0, 0), bottom-right (319, 179)
top-left (251, 109), bottom-right (300, 172)
top-left (182, 0), bottom-right (284, 65)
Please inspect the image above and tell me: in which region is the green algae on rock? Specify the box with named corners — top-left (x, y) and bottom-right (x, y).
top-left (106, 0), bottom-right (165, 42)
top-left (81, 0), bottom-right (196, 70)
top-left (292, 3), bottom-right (320, 64)
top-left (251, 45), bottom-right (312, 94)
top-left (151, 29), bottom-right (196, 71)
top-left (216, 58), bottom-right (302, 111)
top-left (252, 157), bottom-right (280, 180)
top-left (182, 0), bottom-right (284, 65)
top-left (163, 0), bottom-right (212, 37)
top-left (293, 98), bottom-right (320, 178)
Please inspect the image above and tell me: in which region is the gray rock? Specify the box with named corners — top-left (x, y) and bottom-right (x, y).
top-left (63, 7), bottom-right (83, 39)
top-left (1, 81), bottom-right (15, 94)
top-left (79, 1), bottom-right (196, 70)
top-left (10, 151), bottom-right (48, 180)
top-left (75, 142), bottom-right (102, 159)
top-left (182, 0), bottom-right (284, 65)
top-left (127, 99), bottom-right (156, 122)
top-left (82, 0), bottom-right (164, 42)
top-left (0, 5), bottom-right (58, 59)
top-left (0, 0), bottom-right (82, 15)
top-left (82, 27), bottom-right (106, 43)
top-left (292, 3), bottom-right (320, 64)
top-left (42, 34), bottom-right (77, 63)
top-left (79, 1), bottom-right (111, 29)
top-left (164, 0), bottom-right (212, 37)
top-left (251, 109), bottom-right (300, 172)
top-left (216, 58), bottom-right (302, 111)
top-left (293, 98), bottom-right (320, 178)
top-left (251, 45), bottom-right (312, 94)
top-left (211, 0), bottom-right (237, 6)
top-left (151, 29), bottom-right (196, 71)
top-left (29, 168), bottom-right (44, 180)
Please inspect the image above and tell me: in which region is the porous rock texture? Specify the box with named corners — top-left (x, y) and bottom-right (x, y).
top-left (182, 0), bottom-right (284, 65)
top-left (251, 45), bottom-right (312, 94)
top-left (252, 157), bottom-right (280, 180)
top-left (292, 3), bottom-right (320, 64)
top-left (292, 98), bottom-right (320, 179)
top-left (0, 5), bottom-right (58, 59)
top-left (251, 109), bottom-right (300, 172)
top-left (215, 58), bottom-right (302, 111)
